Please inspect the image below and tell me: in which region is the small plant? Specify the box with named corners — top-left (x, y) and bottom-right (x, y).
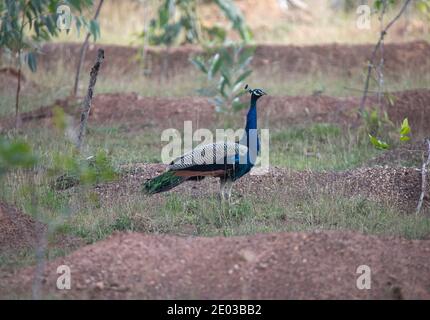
top-left (191, 44), bottom-right (254, 115)
top-left (0, 138), bottom-right (37, 175)
top-left (368, 117), bottom-right (411, 150)
top-left (50, 149), bottom-right (117, 191)
top-left (359, 0), bottom-right (412, 112)
top-left (142, 0), bottom-right (200, 46)
top-left (361, 107), bottom-right (394, 138)
top-left (399, 118), bottom-right (411, 141)
top-left (139, 0), bottom-right (252, 46)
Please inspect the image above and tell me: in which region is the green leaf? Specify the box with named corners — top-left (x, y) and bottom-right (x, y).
top-left (214, 0), bottom-right (253, 42)
top-left (75, 16), bottom-right (82, 37)
top-left (0, 139), bottom-right (37, 174)
top-left (232, 81), bottom-right (244, 94)
top-left (26, 51), bottom-right (37, 72)
top-left (399, 118), bottom-right (411, 143)
top-left (218, 76), bottom-right (228, 98)
top-left (368, 134), bottom-right (389, 150)
top-left (416, 1), bottom-right (429, 14)
top-left (208, 53), bottom-right (222, 80)
top-left (89, 19), bottom-right (100, 41)
top-left (374, 0), bottom-right (382, 10)
top-left (25, 10), bottom-right (33, 29)
top-left (234, 69), bottom-right (252, 85)
top-left (204, 25), bottom-right (227, 44)
top-left (220, 68), bottom-right (231, 86)
top-left (190, 57), bottom-right (208, 74)
top-left (159, 5), bottom-right (170, 27)
top-left (399, 118), bottom-right (411, 136)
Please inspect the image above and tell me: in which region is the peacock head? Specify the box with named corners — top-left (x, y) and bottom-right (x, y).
top-left (245, 84), bottom-right (267, 101)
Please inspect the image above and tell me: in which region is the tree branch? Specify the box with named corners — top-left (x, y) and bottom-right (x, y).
top-left (359, 0), bottom-right (412, 112)
top-left (72, 0), bottom-right (104, 97)
top-left (416, 139), bottom-right (430, 214)
top-left (76, 49), bottom-right (104, 151)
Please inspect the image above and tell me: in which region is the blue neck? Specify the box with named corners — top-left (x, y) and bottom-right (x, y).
top-left (244, 96), bottom-right (260, 164)
top-left (245, 96), bottom-right (258, 133)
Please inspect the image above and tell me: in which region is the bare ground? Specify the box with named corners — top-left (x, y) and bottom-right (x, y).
top-left (2, 89), bottom-right (430, 136)
top-left (2, 230), bottom-right (430, 299)
top-left (0, 202), bottom-right (45, 252)
top-left (0, 201), bottom-right (83, 264)
top-left (91, 163), bottom-right (430, 214)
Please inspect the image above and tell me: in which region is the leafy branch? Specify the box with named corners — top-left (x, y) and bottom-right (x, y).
top-left (191, 45), bottom-right (254, 116)
top-left (0, 0), bottom-right (99, 128)
top-left (359, 0), bottom-right (412, 112)
top-left (140, 0), bottom-right (252, 46)
top-left (369, 117), bottom-right (411, 150)
top-left (416, 139), bottom-right (430, 214)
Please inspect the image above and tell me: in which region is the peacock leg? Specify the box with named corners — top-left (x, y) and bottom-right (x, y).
top-left (226, 179), bottom-right (233, 204)
top-left (219, 178), bottom-right (227, 202)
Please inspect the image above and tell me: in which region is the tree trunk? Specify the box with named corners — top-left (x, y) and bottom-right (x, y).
top-left (76, 49), bottom-right (105, 151)
top-left (72, 0), bottom-right (104, 97)
top-left (15, 51), bottom-right (22, 130)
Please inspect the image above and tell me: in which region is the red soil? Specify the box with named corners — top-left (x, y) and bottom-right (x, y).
top-left (2, 230), bottom-right (430, 299)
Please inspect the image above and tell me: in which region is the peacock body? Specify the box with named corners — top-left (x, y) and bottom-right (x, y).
top-left (144, 86), bottom-right (267, 201)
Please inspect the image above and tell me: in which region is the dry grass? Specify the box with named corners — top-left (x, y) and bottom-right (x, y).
top-left (51, 0), bottom-right (430, 46)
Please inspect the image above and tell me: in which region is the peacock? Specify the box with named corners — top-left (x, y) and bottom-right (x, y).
top-left (144, 85), bottom-right (267, 202)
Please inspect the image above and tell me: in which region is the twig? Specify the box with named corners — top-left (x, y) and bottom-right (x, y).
top-left (15, 55), bottom-right (22, 130)
top-left (359, 0), bottom-right (412, 112)
top-left (416, 139), bottom-right (430, 214)
top-left (343, 86), bottom-right (380, 94)
top-left (76, 49), bottom-right (104, 151)
top-left (72, 0), bottom-right (104, 97)
top-left (14, 2), bottom-right (28, 130)
top-left (376, 0), bottom-right (388, 105)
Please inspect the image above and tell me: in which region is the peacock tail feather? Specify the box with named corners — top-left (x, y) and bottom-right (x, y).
top-left (143, 170), bottom-right (188, 194)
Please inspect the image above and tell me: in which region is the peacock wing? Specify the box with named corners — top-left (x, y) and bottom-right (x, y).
top-left (168, 142), bottom-right (248, 174)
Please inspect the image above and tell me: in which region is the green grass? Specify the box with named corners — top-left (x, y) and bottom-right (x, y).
top-left (0, 247), bottom-right (72, 271)
top-left (8, 121), bottom-right (380, 171)
top-left (42, 192), bottom-right (430, 245)
top-left (270, 123), bottom-right (380, 170)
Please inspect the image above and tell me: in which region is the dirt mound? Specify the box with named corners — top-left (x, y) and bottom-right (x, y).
top-left (4, 89), bottom-right (430, 134)
top-left (38, 41), bottom-right (430, 77)
top-left (95, 163), bottom-right (429, 213)
top-left (0, 201), bottom-right (84, 257)
top-left (0, 202), bottom-right (45, 252)
top-left (90, 94), bottom-right (215, 129)
top-left (2, 230), bottom-right (430, 299)
top-left (88, 89), bottom-right (430, 135)
top-left (365, 140), bottom-right (427, 168)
